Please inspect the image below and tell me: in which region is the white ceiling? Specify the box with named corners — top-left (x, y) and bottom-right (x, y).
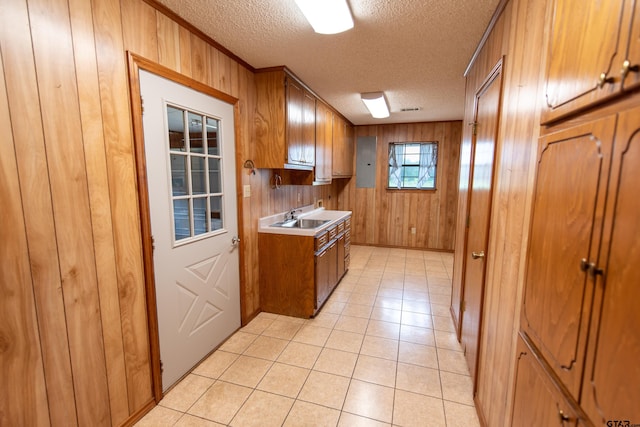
top-left (155, 0), bottom-right (500, 125)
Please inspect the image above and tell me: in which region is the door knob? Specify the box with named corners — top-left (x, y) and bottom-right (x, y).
top-left (231, 236), bottom-right (241, 245)
top-left (471, 251), bottom-right (485, 259)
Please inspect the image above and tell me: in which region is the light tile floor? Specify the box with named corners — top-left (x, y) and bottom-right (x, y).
top-left (136, 245), bottom-right (480, 427)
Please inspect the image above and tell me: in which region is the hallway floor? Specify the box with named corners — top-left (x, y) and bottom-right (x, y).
top-left (136, 245), bottom-right (480, 427)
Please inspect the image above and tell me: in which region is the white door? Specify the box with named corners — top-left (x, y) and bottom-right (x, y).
top-left (140, 70), bottom-right (241, 391)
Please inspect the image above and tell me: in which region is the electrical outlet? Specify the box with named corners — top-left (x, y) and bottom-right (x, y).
top-left (243, 184), bottom-right (251, 198)
top-left (411, 227), bottom-right (416, 235)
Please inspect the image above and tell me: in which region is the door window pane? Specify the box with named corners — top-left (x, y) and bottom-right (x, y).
top-left (208, 158), bottom-right (222, 193)
top-left (210, 196), bottom-right (223, 231)
top-left (167, 106), bottom-right (186, 152)
top-left (191, 156), bottom-right (206, 194)
top-left (188, 111), bottom-right (204, 153)
top-left (193, 197), bottom-right (207, 236)
top-left (170, 154), bottom-right (187, 196)
top-left (206, 117), bottom-right (219, 155)
top-left (173, 199), bottom-right (191, 240)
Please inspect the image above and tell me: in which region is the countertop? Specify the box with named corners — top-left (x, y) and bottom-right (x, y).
top-left (258, 206), bottom-right (352, 237)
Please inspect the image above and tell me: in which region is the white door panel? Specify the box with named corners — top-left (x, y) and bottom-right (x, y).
top-left (140, 70), bottom-right (240, 391)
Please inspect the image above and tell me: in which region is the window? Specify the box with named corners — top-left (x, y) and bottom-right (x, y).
top-left (166, 104), bottom-right (224, 243)
top-left (388, 142), bottom-right (438, 189)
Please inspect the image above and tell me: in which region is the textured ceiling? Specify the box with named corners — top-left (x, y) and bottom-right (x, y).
top-left (155, 0), bottom-right (500, 125)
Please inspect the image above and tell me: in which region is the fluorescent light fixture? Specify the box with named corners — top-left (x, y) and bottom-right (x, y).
top-left (294, 0), bottom-right (354, 34)
top-left (361, 92), bottom-right (390, 118)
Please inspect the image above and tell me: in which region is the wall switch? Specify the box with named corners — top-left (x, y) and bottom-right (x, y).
top-left (317, 199), bottom-right (323, 208)
top-left (411, 227), bottom-right (417, 234)
top-left (243, 184), bottom-right (251, 198)
top-left (297, 192), bottom-right (301, 203)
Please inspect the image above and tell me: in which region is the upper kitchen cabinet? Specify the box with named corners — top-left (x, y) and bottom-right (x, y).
top-left (315, 100), bottom-right (333, 183)
top-left (254, 68), bottom-right (316, 170)
top-left (332, 113), bottom-right (354, 178)
top-left (542, 0), bottom-right (640, 123)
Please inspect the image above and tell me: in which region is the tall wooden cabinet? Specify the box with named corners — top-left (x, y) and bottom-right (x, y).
top-left (315, 100), bottom-right (333, 183)
top-left (513, 1), bottom-right (640, 424)
top-left (332, 114), bottom-right (354, 177)
top-left (254, 68), bottom-right (316, 170)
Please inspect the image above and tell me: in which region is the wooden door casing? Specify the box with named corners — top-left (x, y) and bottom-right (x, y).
top-left (461, 61), bottom-right (502, 384)
top-left (522, 116), bottom-right (616, 399)
top-left (581, 106), bottom-right (640, 424)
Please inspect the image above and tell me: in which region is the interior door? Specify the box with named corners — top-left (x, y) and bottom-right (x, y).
top-left (460, 63), bottom-right (502, 384)
top-left (139, 70), bottom-right (241, 391)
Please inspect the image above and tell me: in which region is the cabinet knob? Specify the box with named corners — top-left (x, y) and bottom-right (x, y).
top-left (579, 258), bottom-right (589, 272)
top-left (471, 251), bottom-right (485, 259)
top-left (558, 409), bottom-right (570, 423)
top-left (597, 72), bottom-right (614, 88)
top-left (580, 258), bottom-right (603, 277)
top-left (621, 59), bottom-right (640, 80)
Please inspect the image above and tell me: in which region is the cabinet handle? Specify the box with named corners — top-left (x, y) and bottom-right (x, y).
top-left (580, 258), bottom-right (603, 277)
top-left (597, 72), bottom-right (615, 88)
top-left (579, 258), bottom-right (590, 272)
top-left (621, 59), bottom-right (640, 80)
top-left (471, 251), bottom-right (485, 259)
top-left (558, 409), bottom-right (570, 423)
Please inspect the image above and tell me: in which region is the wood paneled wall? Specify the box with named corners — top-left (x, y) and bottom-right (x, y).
top-left (451, 0), bottom-right (549, 425)
top-left (346, 122), bottom-right (462, 251)
top-left (0, 0), bottom-right (346, 425)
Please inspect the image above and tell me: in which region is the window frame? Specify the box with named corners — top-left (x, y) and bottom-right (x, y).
top-left (387, 141), bottom-right (439, 191)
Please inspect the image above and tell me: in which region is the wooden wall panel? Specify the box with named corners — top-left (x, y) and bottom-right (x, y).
top-left (0, 42), bottom-right (51, 427)
top-left (156, 12), bottom-right (181, 71)
top-left (0, 2), bottom-right (75, 426)
top-left (30, 0), bottom-right (111, 424)
top-left (121, 0), bottom-right (158, 62)
top-left (452, 0), bottom-right (548, 425)
top-left (475, 0), bottom-right (548, 425)
top-left (69, 0), bottom-right (131, 421)
top-left (93, 0), bottom-right (153, 414)
top-left (349, 121), bottom-right (461, 251)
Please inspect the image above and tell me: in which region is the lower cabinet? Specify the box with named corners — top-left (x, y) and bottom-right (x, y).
top-left (259, 217), bottom-right (351, 318)
top-left (315, 239), bottom-right (337, 308)
top-left (512, 334), bottom-right (582, 426)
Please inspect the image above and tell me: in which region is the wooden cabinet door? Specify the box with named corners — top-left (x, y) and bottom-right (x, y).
top-left (315, 247), bottom-right (330, 308)
top-left (332, 116), bottom-right (353, 177)
top-left (581, 106), bottom-right (640, 424)
top-left (302, 90), bottom-right (316, 166)
top-left (622, 1), bottom-right (640, 91)
top-left (337, 233), bottom-right (345, 279)
top-left (521, 116), bottom-right (616, 398)
top-left (286, 77), bottom-right (304, 165)
top-left (315, 101), bottom-right (332, 182)
top-left (542, 0), bottom-right (626, 123)
top-left (332, 115), bottom-right (345, 176)
top-left (512, 335), bottom-right (581, 427)
top-left (286, 78), bottom-right (315, 167)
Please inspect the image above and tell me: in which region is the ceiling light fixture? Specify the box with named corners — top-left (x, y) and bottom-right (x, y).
top-left (361, 92), bottom-right (390, 118)
top-left (294, 0), bottom-right (354, 34)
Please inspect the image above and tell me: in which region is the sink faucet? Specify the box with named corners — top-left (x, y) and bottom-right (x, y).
top-left (284, 209), bottom-right (302, 221)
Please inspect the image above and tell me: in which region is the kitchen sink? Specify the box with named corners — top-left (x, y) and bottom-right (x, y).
top-left (270, 218), bottom-right (330, 229)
